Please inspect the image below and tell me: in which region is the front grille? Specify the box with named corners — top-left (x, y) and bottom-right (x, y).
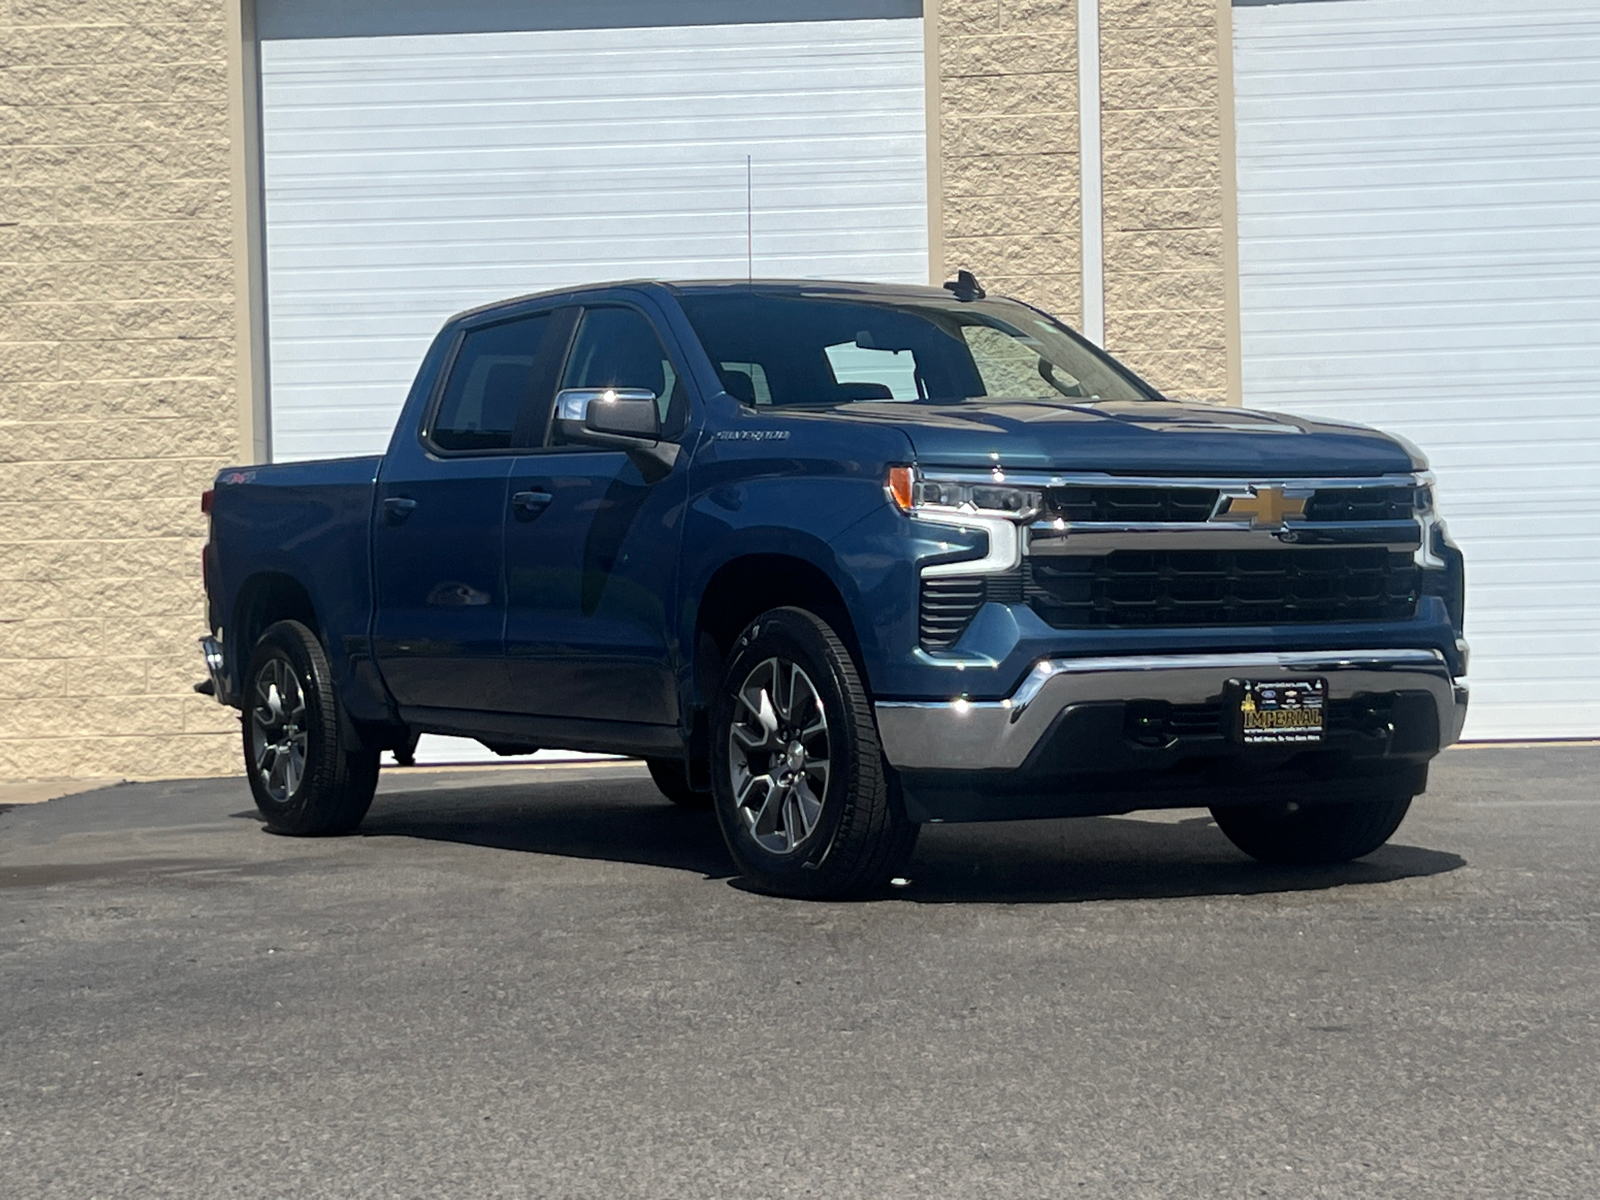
top-left (1046, 485), bottom-right (1218, 523)
top-left (1303, 486), bottom-right (1417, 523)
top-left (1026, 547), bottom-right (1420, 628)
top-left (1040, 483), bottom-right (1420, 525)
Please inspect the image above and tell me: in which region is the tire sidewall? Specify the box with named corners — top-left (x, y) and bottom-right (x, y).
top-left (242, 622), bottom-right (337, 832)
top-left (709, 609), bottom-right (863, 886)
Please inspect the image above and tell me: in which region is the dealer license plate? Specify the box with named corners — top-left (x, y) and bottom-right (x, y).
top-left (1232, 678), bottom-right (1327, 745)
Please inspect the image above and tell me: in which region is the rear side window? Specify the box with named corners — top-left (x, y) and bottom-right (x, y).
top-left (431, 313), bottom-right (551, 452)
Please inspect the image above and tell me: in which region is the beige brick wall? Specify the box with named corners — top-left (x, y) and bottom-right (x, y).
top-left (937, 0), bottom-right (1228, 401)
top-left (1099, 0), bottom-right (1227, 400)
top-left (0, 0), bottom-right (1229, 784)
top-left (0, 0), bottom-right (241, 780)
top-left (937, 0), bottom-right (1082, 326)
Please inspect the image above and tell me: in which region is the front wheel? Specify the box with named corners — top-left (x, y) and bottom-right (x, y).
top-left (243, 620), bottom-right (379, 836)
top-left (710, 607), bottom-right (916, 899)
top-left (1210, 790), bottom-right (1414, 865)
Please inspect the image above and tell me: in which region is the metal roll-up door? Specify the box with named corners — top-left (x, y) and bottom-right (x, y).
top-left (257, 0), bottom-right (928, 462)
top-left (1233, 0), bottom-right (1600, 738)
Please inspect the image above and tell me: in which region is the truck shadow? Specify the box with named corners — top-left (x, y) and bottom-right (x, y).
top-left (902, 817), bottom-right (1463, 904)
top-left (357, 774), bottom-right (1464, 904)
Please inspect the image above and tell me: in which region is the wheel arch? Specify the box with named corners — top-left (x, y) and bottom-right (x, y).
top-left (692, 553), bottom-right (868, 696)
top-left (231, 571), bottom-right (322, 691)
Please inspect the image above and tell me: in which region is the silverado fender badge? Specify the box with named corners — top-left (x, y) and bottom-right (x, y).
top-left (715, 430), bottom-right (791, 441)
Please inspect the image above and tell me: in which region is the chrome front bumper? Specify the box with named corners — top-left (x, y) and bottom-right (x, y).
top-left (875, 649), bottom-right (1468, 773)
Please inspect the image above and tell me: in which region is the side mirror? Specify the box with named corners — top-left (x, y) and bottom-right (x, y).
top-left (552, 387), bottom-right (678, 477)
top-left (554, 387), bottom-right (657, 438)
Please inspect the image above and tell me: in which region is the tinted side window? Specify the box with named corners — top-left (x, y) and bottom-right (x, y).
top-left (558, 306), bottom-right (686, 436)
top-left (431, 313), bottom-right (551, 452)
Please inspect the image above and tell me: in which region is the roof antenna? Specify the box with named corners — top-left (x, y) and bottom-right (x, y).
top-left (943, 269), bottom-right (985, 301)
top-left (746, 154), bottom-right (753, 286)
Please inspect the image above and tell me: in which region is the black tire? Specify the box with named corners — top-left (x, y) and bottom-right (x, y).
top-left (242, 620), bottom-right (379, 836)
top-left (646, 757), bottom-right (712, 810)
top-left (710, 607), bottom-right (917, 899)
top-left (1210, 790), bottom-right (1414, 865)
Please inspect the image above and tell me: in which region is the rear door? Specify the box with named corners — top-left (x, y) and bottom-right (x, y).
top-left (372, 309), bottom-right (562, 712)
top-left (502, 302), bottom-right (695, 726)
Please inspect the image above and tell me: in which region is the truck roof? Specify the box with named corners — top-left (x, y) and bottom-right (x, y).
top-left (448, 278), bottom-right (963, 324)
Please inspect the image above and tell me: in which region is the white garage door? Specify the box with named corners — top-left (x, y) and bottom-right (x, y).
top-left (258, 0), bottom-right (928, 463)
top-left (1233, 0), bottom-right (1600, 739)
top-left (257, 1), bottom-right (925, 765)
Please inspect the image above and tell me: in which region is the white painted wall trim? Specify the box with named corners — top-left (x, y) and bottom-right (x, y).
top-left (1077, 0), bottom-right (1104, 343)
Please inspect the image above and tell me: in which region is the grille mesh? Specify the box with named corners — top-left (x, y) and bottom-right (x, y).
top-left (1046, 486), bottom-right (1218, 523)
top-left (1042, 483), bottom-right (1420, 525)
top-left (1026, 548), bottom-right (1420, 628)
top-left (1303, 486), bottom-right (1417, 523)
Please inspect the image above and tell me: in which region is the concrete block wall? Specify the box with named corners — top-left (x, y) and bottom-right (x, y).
top-left (937, 0), bottom-right (1228, 401)
top-left (0, 0), bottom-right (241, 780)
top-left (1099, 0), bottom-right (1228, 400)
top-left (937, 0), bottom-right (1083, 327)
top-left (0, 0), bottom-right (1230, 784)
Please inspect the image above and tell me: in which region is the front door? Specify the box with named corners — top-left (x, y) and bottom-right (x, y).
top-left (503, 304), bottom-right (692, 726)
top-left (372, 309), bottom-right (556, 712)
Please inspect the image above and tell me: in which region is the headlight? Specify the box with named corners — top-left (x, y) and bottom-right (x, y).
top-left (1413, 472), bottom-right (1450, 568)
top-left (887, 466), bottom-right (1029, 578)
top-left (887, 467), bottom-right (1042, 522)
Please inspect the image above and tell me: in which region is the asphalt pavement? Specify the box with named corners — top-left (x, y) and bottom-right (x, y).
top-left (1, 746), bottom-right (1596, 1198)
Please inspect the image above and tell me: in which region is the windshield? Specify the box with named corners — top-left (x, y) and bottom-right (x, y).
top-left (678, 291), bottom-right (1156, 408)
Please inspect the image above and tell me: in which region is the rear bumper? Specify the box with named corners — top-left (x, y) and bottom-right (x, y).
top-left (875, 648), bottom-right (1468, 822)
top-left (198, 636), bottom-right (233, 707)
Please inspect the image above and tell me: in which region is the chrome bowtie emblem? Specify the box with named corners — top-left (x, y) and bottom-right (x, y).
top-left (1217, 486), bottom-right (1307, 529)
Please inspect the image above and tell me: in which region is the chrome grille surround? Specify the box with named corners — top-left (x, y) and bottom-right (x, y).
top-left (914, 471), bottom-right (1439, 645)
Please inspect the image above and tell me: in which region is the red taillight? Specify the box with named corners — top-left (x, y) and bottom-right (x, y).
top-left (201, 488), bottom-right (214, 515)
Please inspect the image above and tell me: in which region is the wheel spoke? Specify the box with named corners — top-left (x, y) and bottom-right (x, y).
top-left (731, 716), bottom-right (772, 752)
top-left (750, 780), bottom-right (784, 839)
top-left (792, 777), bottom-right (824, 840)
top-left (734, 766), bottom-right (765, 808)
top-left (283, 742), bottom-right (304, 798)
top-left (738, 681), bottom-right (780, 750)
top-left (266, 744), bottom-right (289, 796)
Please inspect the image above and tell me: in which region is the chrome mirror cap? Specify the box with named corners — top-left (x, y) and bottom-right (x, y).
top-left (554, 386), bottom-right (657, 422)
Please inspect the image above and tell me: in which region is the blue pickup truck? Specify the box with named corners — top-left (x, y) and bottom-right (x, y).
top-left (200, 276), bottom-right (1468, 898)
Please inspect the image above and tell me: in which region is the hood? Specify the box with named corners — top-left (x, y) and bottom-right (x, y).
top-left (804, 398), bottom-right (1421, 478)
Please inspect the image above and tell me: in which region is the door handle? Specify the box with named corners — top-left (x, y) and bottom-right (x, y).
top-left (382, 496), bottom-right (417, 523)
top-left (511, 489), bottom-right (553, 516)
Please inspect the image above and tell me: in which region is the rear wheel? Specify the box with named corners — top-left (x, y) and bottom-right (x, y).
top-left (243, 620), bottom-right (379, 836)
top-left (710, 607), bottom-right (916, 899)
top-left (646, 757), bottom-right (712, 810)
top-left (1210, 790), bottom-right (1413, 865)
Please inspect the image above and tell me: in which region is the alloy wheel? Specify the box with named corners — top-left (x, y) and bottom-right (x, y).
top-left (250, 656), bottom-right (309, 803)
top-left (727, 655), bottom-right (832, 854)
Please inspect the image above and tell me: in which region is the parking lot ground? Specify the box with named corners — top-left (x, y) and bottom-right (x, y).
top-left (2, 746), bottom-right (1597, 1198)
